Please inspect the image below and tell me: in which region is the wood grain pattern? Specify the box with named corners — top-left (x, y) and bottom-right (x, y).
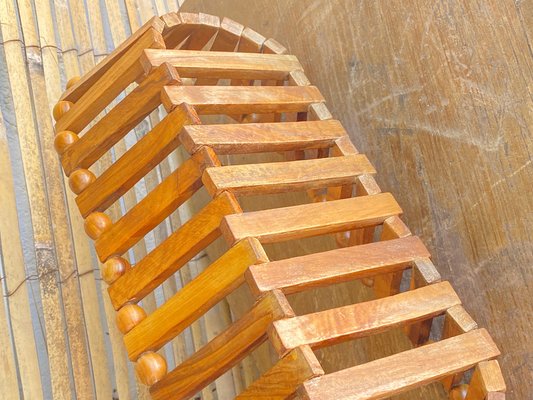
top-left (162, 85), bottom-right (325, 114)
top-left (203, 154), bottom-right (375, 196)
top-left (181, 120), bottom-right (347, 155)
top-left (59, 16), bottom-right (164, 103)
top-left (246, 236), bottom-right (430, 295)
top-left (60, 62), bottom-right (180, 175)
top-left (270, 281), bottom-right (460, 356)
top-left (180, 3), bottom-right (528, 396)
top-left (195, 17), bottom-right (244, 85)
top-left (222, 192), bottom-right (402, 244)
top-left (107, 192), bottom-right (241, 309)
top-left (236, 346), bottom-right (323, 399)
top-left (141, 49), bottom-right (302, 80)
top-left (150, 290), bottom-right (294, 399)
top-left (55, 27), bottom-right (165, 133)
top-left (465, 361), bottom-right (506, 400)
top-left (75, 104), bottom-right (199, 216)
top-left (297, 329), bottom-right (500, 400)
top-left (95, 147), bottom-right (217, 261)
top-left (123, 237), bottom-right (268, 360)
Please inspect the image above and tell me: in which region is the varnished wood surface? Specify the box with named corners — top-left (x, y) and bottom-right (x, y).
top-left (107, 192), bottom-right (241, 310)
top-left (181, 2), bottom-right (533, 397)
top-left (75, 104), bottom-right (198, 216)
top-left (60, 62), bottom-right (180, 175)
top-left (181, 120), bottom-right (347, 155)
top-left (150, 291), bottom-right (294, 399)
top-left (222, 192), bottom-right (402, 244)
top-left (298, 329), bottom-right (500, 400)
top-left (246, 236), bottom-right (430, 295)
top-left (162, 85), bottom-right (324, 114)
top-left (203, 154), bottom-right (375, 196)
top-left (270, 281), bottom-right (460, 355)
top-left (123, 238), bottom-right (268, 360)
top-left (94, 147), bottom-right (216, 260)
top-left (141, 48), bottom-right (303, 80)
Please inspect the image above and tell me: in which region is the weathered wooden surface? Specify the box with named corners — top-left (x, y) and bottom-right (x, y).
top-left (179, 1), bottom-right (533, 399)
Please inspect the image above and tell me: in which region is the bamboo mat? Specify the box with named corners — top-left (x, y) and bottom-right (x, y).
top-left (0, 1), bottom-right (245, 399)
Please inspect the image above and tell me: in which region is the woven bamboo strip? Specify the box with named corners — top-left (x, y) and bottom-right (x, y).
top-left (0, 112), bottom-right (26, 400)
top-left (0, 0), bottom-right (75, 397)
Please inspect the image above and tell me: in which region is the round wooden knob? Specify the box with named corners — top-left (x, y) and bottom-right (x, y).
top-left (54, 131), bottom-right (79, 155)
top-left (68, 169), bottom-right (96, 194)
top-left (66, 76), bottom-right (81, 89)
top-left (84, 212), bottom-right (112, 240)
top-left (116, 304), bottom-right (146, 334)
top-left (53, 100), bottom-right (73, 121)
top-left (135, 352), bottom-right (167, 386)
top-left (102, 257), bottom-right (130, 284)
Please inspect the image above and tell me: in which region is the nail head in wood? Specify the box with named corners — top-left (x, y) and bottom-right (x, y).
top-left (68, 169), bottom-right (96, 194)
top-left (53, 100), bottom-right (74, 122)
top-left (54, 130), bottom-right (79, 155)
top-left (84, 212), bottom-right (112, 240)
top-left (102, 257), bottom-right (131, 284)
top-left (135, 351), bottom-right (167, 386)
top-left (117, 304), bottom-right (147, 334)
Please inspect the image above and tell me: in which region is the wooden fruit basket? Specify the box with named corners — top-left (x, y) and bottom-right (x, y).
top-left (52, 12), bottom-right (506, 400)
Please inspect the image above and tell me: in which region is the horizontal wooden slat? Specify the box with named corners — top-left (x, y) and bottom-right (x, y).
top-left (60, 16), bottom-right (165, 103)
top-left (123, 238), bottom-right (268, 360)
top-left (161, 85), bottom-right (324, 114)
top-left (61, 62), bottom-right (181, 176)
top-left (297, 329), bottom-right (500, 400)
top-left (107, 192), bottom-right (241, 310)
top-left (246, 236), bottom-right (429, 296)
top-left (55, 27), bottom-right (165, 133)
top-left (194, 17), bottom-right (244, 85)
top-left (141, 49), bottom-right (303, 80)
top-left (75, 104), bottom-right (198, 216)
top-left (161, 12), bottom-right (199, 49)
top-left (203, 154), bottom-right (375, 196)
top-left (270, 281), bottom-right (460, 356)
top-left (150, 290), bottom-right (294, 399)
top-left (95, 147), bottom-right (217, 261)
top-left (180, 120), bottom-right (347, 155)
top-left (236, 346), bottom-right (323, 399)
top-left (222, 192), bottom-right (402, 244)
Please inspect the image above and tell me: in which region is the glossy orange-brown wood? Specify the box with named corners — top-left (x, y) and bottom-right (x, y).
top-left (107, 192), bottom-right (241, 310)
top-left (222, 192), bottom-right (402, 244)
top-left (270, 281), bottom-right (460, 356)
top-left (116, 304), bottom-right (147, 334)
top-left (94, 147), bottom-right (216, 261)
top-left (135, 351), bottom-right (167, 386)
top-left (236, 346), bottom-right (323, 399)
top-left (61, 62), bottom-right (181, 176)
top-left (203, 154), bottom-right (375, 196)
top-left (55, 27), bottom-right (165, 134)
top-left (149, 291), bottom-right (294, 399)
top-left (123, 238), bottom-right (267, 359)
top-left (141, 49), bottom-right (302, 80)
top-left (60, 16), bottom-right (164, 103)
top-left (297, 329), bottom-right (500, 400)
top-left (180, 120), bottom-right (347, 155)
top-left (161, 85), bottom-right (324, 115)
top-left (246, 236), bottom-right (430, 296)
top-left (75, 104), bottom-right (199, 217)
